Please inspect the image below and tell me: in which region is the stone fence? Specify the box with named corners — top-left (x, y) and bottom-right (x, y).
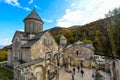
top-left (0, 61), bottom-right (7, 65)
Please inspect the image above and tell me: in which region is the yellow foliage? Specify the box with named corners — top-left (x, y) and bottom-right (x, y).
top-left (0, 48), bottom-right (7, 61)
top-left (82, 39), bottom-right (92, 43)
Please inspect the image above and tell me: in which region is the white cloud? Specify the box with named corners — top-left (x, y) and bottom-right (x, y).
top-left (4, 0), bottom-right (20, 7)
top-left (57, 9), bottom-right (86, 27)
top-left (3, 0), bottom-right (31, 11)
top-left (34, 5), bottom-right (41, 10)
top-left (85, 0), bottom-right (120, 22)
top-left (0, 38), bottom-right (11, 46)
top-left (19, 30), bottom-right (24, 31)
top-left (29, 0), bottom-right (33, 4)
top-left (57, 0), bottom-right (120, 27)
top-left (24, 7), bottom-right (31, 11)
top-left (71, 3), bottom-right (76, 7)
top-left (57, 21), bottom-right (71, 27)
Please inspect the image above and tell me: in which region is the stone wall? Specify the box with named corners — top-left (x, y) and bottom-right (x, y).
top-left (24, 19), bottom-right (43, 34)
top-left (110, 60), bottom-right (120, 80)
top-left (7, 48), bottom-right (12, 66)
top-left (31, 32), bottom-right (58, 60)
top-left (64, 44), bottom-right (94, 59)
top-left (14, 58), bottom-right (60, 80)
top-left (22, 48), bottom-right (31, 62)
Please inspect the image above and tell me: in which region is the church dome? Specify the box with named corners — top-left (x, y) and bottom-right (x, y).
top-left (24, 9), bottom-right (44, 23)
top-left (23, 9), bottom-right (44, 34)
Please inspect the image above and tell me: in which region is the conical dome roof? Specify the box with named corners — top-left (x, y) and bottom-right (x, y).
top-left (60, 35), bottom-right (66, 40)
top-left (24, 9), bottom-right (44, 23)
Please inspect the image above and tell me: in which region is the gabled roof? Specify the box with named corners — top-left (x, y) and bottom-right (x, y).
top-left (12, 31), bottom-right (28, 42)
top-left (85, 43), bottom-right (94, 50)
top-left (60, 35), bottom-right (66, 40)
top-left (74, 40), bottom-right (84, 45)
top-left (21, 31), bottom-right (48, 48)
top-left (65, 44), bottom-right (73, 49)
top-left (23, 9), bottom-right (44, 23)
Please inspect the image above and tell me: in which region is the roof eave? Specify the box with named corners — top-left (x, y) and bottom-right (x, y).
top-left (23, 18), bottom-right (44, 24)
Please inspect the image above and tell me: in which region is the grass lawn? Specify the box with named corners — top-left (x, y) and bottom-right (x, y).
top-left (0, 65), bottom-right (13, 80)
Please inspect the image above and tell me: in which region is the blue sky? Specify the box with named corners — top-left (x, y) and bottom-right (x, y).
top-left (0, 0), bottom-right (120, 47)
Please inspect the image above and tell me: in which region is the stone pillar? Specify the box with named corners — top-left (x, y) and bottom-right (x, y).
top-left (55, 57), bottom-right (58, 65)
top-left (67, 55), bottom-right (71, 72)
top-left (67, 63), bottom-right (70, 72)
top-left (46, 70), bottom-right (50, 80)
top-left (56, 74), bottom-right (59, 80)
top-left (59, 57), bottom-right (63, 67)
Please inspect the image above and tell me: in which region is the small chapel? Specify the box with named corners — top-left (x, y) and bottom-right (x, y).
top-left (7, 9), bottom-right (61, 80)
top-left (59, 35), bottom-right (94, 68)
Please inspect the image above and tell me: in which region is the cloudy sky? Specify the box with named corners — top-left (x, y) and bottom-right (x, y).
top-left (0, 0), bottom-right (120, 47)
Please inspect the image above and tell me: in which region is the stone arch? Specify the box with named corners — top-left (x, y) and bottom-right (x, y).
top-left (53, 53), bottom-right (59, 57)
top-left (47, 53), bottom-right (52, 60)
top-left (53, 53), bottom-right (60, 66)
top-left (33, 65), bottom-right (45, 80)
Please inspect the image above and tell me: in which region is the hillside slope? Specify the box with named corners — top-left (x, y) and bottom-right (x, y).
top-left (49, 18), bottom-right (119, 57)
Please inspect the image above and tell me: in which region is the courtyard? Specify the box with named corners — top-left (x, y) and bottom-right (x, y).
top-left (57, 67), bottom-right (94, 80)
top-left (52, 66), bottom-right (111, 80)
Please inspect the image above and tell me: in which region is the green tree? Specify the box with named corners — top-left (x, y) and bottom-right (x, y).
top-left (105, 7), bottom-right (120, 58)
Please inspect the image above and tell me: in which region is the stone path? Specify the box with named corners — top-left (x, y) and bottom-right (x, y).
top-left (55, 67), bottom-right (94, 80)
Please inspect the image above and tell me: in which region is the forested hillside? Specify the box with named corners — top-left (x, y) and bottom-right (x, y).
top-left (49, 8), bottom-right (120, 58)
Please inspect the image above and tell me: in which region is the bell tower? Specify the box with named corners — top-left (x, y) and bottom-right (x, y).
top-left (60, 35), bottom-right (67, 46)
top-left (23, 9), bottom-right (44, 34)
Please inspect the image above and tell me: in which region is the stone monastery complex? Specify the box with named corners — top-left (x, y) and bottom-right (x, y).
top-left (7, 9), bottom-right (94, 80)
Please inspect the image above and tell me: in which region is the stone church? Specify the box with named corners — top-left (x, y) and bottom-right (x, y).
top-left (7, 9), bottom-right (60, 80)
top-left (7, 9), bottom-right (58, 67)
